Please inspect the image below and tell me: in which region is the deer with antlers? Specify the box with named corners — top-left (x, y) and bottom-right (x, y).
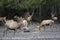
top-left (26, 10), bottom-right (34, 24)
top-left (37, 13), bottom-right (57, 30)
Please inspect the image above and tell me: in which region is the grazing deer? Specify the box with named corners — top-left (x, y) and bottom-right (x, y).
top-left (38, 13), bottom-right (57, 30)
top-left (14, 16), bottom-right (30, 32)
top-left (2, 17), bottom-right (20, 36)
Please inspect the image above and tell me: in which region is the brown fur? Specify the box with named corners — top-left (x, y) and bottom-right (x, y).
top-left (14, 16), bottom-right (29, 31)
top-left (38, 20), bottom-right (54, 30)
top-left (2, 17), bottom-right (20, 36)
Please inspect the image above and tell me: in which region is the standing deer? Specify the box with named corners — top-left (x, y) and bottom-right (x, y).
top-left (2, 17), bottom-right (20, 36)
top-left (37, 13), bottom-right (57, 30)
top-left (27, 11), bottom-right (34, 24)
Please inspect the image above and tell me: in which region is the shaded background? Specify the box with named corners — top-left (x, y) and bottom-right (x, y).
top-left (0, 0), bottom-right (60, 22)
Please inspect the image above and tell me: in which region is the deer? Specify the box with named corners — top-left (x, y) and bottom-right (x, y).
top-left (0, 17), bottom-right (4, 25)
top-left (37, 13), bottom-right (57, 31)
top-left (14, 16), bottom-right (30, 32)
top-left (26, 11), bottom-right (34, 24)
top-left (2, 17), bottom-right (20, 36)
top-left (0, 17), bottom-right (3, 21)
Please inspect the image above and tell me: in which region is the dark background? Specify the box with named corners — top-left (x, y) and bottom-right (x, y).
top-left (0, 0), bottom-right (60, 22)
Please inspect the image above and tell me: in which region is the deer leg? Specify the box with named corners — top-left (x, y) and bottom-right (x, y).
top-left (24, 27), bottom-right (30, 32)
top-left (51, 23), bottom-right (54, 32)
top-left (13, 29), bottom-right (16, 36)
top-left (3, 27), bottom-right (8, 36)
top-left (49, 23), bottom-right (54, 32)
top-left (18, 26), bottom-right (21, 32)
top-left (29, 21), bottom-right (31, 24)
top-left (19, 24), bottom-right (24, 32)
top-left (49, 23), bottom-right (52, 29)
top-left (20, 27), bottom-right (24, 32)
top-left (39, 26), bottom-right (40, 30)
top-left (39, 26), bottom-right (44, 31)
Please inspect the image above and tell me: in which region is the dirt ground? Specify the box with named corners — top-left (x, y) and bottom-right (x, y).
top-left (0, 22), bottom-right (60, 40)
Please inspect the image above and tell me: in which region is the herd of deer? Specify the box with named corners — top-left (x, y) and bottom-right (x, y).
top-left (0, 13), bottom-right (57, 36)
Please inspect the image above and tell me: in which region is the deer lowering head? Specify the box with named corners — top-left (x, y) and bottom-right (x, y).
top-left (14, 16), bottom-right (30, 32)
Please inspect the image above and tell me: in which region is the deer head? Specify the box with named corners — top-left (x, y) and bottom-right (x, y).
top-left (51, 13), bottom-right (57, 20)
top-left (14, 16), bottom-right (24, 22)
